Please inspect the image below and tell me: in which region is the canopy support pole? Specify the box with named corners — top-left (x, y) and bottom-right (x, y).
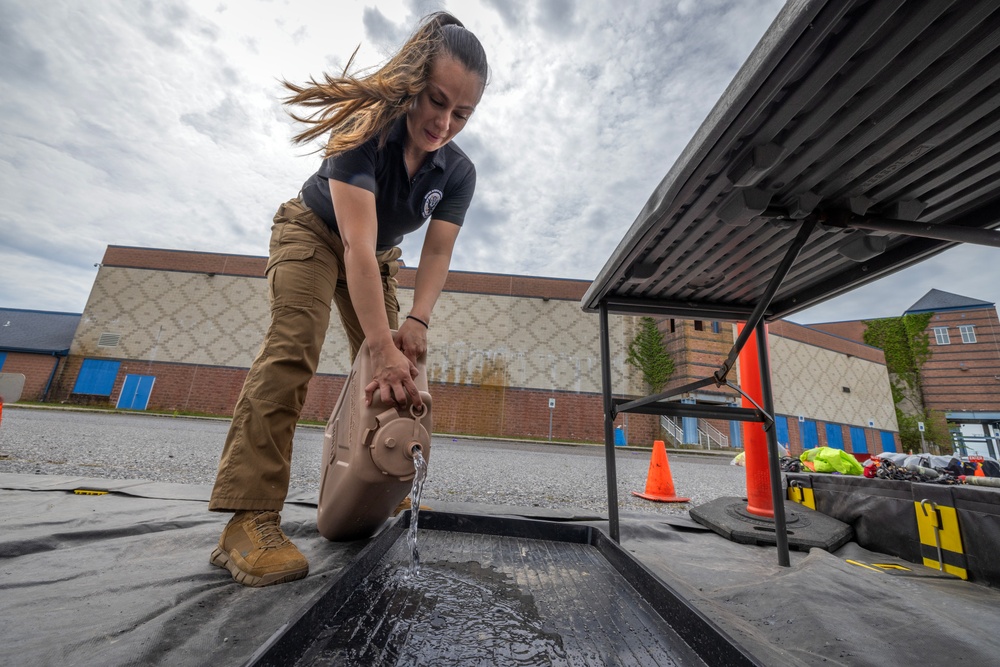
top-left (599, 301), bottom-right (621, 543)
top-left (755, 319), bottom-right (791, 566)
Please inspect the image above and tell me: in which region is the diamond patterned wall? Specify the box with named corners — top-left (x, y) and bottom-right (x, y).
top-left (72, 267), bottom-right (643, 395)
top-left (73, 268), bottom-right (271, 368)
top-left (421, 291), bottom-right (639, 394)
top-left (769, 334), bottom-right (897, 431)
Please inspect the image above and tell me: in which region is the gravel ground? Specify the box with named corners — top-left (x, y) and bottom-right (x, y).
top-left (0, 406), bottom-right (748, 516)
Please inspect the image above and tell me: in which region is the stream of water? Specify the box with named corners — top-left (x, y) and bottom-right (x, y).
top-left (404, 447), bottom-right (427, 579)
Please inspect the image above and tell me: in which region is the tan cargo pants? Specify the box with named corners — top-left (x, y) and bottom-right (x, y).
top-left (209, 197), bottom-right (401, 511)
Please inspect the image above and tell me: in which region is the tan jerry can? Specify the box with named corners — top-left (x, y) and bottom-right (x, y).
top-left (317, 337), bottom-right (432, 541)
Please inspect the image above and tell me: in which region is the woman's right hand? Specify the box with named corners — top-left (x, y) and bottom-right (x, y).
top-left (364, 340), bottom-right (422, 408)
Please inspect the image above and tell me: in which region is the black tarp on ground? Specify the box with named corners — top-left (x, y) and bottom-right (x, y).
top-left (3, 472), bottom-right (1000, 666)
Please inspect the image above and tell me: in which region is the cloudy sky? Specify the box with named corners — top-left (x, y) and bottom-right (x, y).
top-left (2, 0), bottom-right (997, 324)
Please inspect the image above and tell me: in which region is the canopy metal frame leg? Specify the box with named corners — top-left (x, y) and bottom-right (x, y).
top-left (599, 301), bottom-right (621, 543)
top-left (755, 319), bottom-right (790, 566)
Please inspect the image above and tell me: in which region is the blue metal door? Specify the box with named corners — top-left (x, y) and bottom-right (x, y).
top-left (800, 420), bottom-right (818, 449)
top-left (825, 423), bottom-right (844, 449)
top-left (849, 426), bottom-right (868, 454)
top-left (729, 420), bottom-right (742, 449)
top-left (681, 398), bottom-right (698, 444)
top-left (117, 374), bottom-right (155, 410)
top-left (775, 416), bottom-right (789, 450)
top-left (879, 431), bottom-right (897, 453)
top-left (73, 359), bottom-right (120, 396)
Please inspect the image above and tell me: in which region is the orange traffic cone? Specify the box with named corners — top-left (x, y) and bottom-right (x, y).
top-left (974, 463), bottom-right (986, 477)
top-left (632, 440), bottom-right (690, 503)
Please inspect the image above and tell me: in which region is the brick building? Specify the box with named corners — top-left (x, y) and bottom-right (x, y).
top-left (660, 318), bottom-right (899, 455)
top-left (767, 321), bottom-right (899, 455)
top-left (812, 289), bottom-right (1000, 457)
top-left (0, 308), bottom-right (80, 402)
top-left (906, 290), bottom-right (1000, 414)
top-left (41, 245), bottom-right (898, 451)
top-left (49, 246), bottom-right (658, 444)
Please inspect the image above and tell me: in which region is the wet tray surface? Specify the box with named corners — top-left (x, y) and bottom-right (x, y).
top-left (247, 512), bottom-right (760, 667)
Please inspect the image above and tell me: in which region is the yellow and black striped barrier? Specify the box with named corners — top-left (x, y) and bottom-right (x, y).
top-left (914, 487), bottom-right (968, 580)
top-left (787, 478), bottom-right (816, 510)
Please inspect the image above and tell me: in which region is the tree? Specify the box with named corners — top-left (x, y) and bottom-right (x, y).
top-left (626, 317), bottom-right (675, 393)
top-left (863, 313), bottom-right (941, 452)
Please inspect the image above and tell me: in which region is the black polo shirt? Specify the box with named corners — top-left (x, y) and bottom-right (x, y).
top-left (300, 117), bottom-right (476, 251)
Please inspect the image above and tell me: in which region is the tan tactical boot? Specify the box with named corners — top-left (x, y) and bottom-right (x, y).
top-left (392, 496), bottom-right (432, 516)
top-left (393, 496), bottom-right (413, 516)
top-left (210, 511), bottom-right (309, 587)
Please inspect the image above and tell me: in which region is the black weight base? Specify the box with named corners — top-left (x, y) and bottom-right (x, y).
top-left (689, 497), bottom-right (853, 551)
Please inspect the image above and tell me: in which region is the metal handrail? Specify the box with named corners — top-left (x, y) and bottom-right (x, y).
top-left (661, 415), bottom-right (730, 449)
top-left (660, 415), bottom-right (684, 445)
top-left (703, 421), bottom-right (730, 448)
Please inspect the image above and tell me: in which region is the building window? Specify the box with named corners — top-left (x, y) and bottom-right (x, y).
top-left (73, 359), bottom-right (121, 396)
top-left (711, 321), bottom-right (721, 334)
top-left (933, 327), bottom-right (950, 345)
top-left (694, 320), bottom-right (704, 331)
top-left (959, 325), bottom-right (977, 344)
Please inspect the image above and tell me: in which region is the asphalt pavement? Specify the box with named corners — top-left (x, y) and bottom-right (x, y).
top-left (0, 406), bottom-right (748, 516)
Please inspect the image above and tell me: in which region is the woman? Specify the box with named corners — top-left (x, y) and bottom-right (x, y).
top-left (207, 12), bottom-right (488, 587)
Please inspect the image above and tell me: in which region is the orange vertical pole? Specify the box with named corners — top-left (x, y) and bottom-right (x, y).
top-left (737, 323), bottom-right (773, 518)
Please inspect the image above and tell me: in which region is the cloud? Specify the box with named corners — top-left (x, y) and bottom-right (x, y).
top-left (131, 0), bottom-right (206, 49)
top-left (0, 3), bottom-right (51, 84)
top-left (792, 244), bottom-right (1000, 323)
top-left (0, 0), bottom-right (298, 311)
top-left (440, 0), bottom-right (788, 284)
top-left (180, 94), bottom-right (253, 145)
top-left (533, 0), bottom-right (577, 37)
top-left (362, 6), bottom-right (410, 50)
top-left (2, 0), bottom-right (996, 326)
top-left (480, 0), bottom-right (522, 29)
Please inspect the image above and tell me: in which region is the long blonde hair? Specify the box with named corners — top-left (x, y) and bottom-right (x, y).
top-left (283, 12), bottom-right (487, 158)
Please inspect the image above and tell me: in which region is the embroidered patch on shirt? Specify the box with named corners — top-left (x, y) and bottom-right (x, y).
top-left (422, 189), bottom-right (443, 219)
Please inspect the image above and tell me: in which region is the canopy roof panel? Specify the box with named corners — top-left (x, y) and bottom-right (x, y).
top-left (583, 0), bottom-right (1000, 319)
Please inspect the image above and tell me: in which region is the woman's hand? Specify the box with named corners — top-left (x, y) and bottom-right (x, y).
top-left (396, 316), bottom-right (428, 363)
top-left (364, 340), bottom-right (421, 408)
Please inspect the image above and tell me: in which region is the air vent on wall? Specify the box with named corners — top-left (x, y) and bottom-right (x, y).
top-left (97, 332), bottom-right (121, 347)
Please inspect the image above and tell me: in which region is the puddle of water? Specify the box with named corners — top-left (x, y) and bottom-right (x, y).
top-left (299, 560), bottom-right (566, 666)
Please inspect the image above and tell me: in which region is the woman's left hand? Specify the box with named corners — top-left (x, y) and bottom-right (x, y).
top-left (396, 317), bottom-right (428, 362)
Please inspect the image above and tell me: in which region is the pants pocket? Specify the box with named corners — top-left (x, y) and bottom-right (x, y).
top-left (267, 244), bottom-right (320, 309)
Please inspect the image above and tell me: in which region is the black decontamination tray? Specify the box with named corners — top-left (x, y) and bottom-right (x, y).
top-left (245, 511), bottom-right (762, 666)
